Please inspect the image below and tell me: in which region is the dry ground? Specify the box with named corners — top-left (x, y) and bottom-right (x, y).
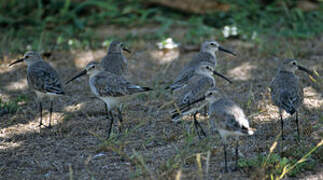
top-left (0, 28), bottom-right (322, 179)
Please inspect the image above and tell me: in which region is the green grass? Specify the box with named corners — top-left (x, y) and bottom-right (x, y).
top-left (0, 95), bottom-right (28, 116)
top-left (238, 140), bottom-right (322, 179)
top-left (0, 0), bottom-right (322, 55)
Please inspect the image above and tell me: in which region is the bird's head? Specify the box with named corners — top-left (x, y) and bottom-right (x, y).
top-left (108, 40), bottom-right (131, 54)
top-left (280, 59), bottom-right (314, 76)
top-left (9, 51), bottom-right (42, 66)
top-left (65, 61), bottom-right (101, 85)
top-left (201, 40), bottom-right (236, 57)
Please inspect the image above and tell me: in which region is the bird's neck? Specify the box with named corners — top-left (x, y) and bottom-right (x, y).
top-left (89, 70), bottom-right (102, 78)
top-left (197, 70), bottom-right (214, 80)
top-left (108, 50), bottom-right (122, 55)
top-left (279, 69), bottom-right (295, 74)
top-left (26, 59), bottom-right (42, 66)
top-left (202, 50), bottom-right (216, 58)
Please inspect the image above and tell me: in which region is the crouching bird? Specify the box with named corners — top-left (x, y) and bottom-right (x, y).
top-left (180, 88), bottom-right (255, 172)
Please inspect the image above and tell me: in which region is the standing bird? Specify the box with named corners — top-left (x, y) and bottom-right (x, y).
top-left (100, 40), bottom-right (131, 76)
top-left (65, 62), bottom-right (152, 138)
top-left (270, 59), bottom-right (314, 140)
top-left (9, 51), bottom-right (64, 128)
top-left (170, 62), bottom-right (228, 138)
top-left (169, 40), bottom-right (235, 92)
top-left (181, 88), bottom-right (255, 172)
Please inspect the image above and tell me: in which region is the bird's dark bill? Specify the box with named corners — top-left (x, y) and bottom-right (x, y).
top-left (9, 58), bottom-right (24, 66)
top-left (123, 47), bottom-right (131, 54)
top-left (297, 65), bottom-right (314, 76)
top-left (65, 70), bottom-right (87, 85)
top-left (213, 71), bottom-right (233, 84)
top-left (185, 96), bottom-right (206, 107)
top-left (218, 46), bottom-right (236, 56)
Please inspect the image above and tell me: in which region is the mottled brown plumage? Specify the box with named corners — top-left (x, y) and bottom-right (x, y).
top-left (65, 61), bottom-right (151, 138)
top-left (100, 40), bottom-right (131, 76)
top-left (169, 40), bottom-right (235, 92)
top-left (9, 51), bottom-right (64, 128)
top-left (181, 88), bottom-right (254, 172)
top-left (270, 58), bottom-right (313, 140)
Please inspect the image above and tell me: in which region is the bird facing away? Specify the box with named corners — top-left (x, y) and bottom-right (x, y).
top-left (100, 40), bottom-right (131, 76)
top-left (170, 62), bottom-right (218, 138)
top-left (182, 88), bottom-right (255, 172)
top-left (65, 61), bottom-right (152, 138)
top-left (9, 51), bottom-right (65, 128)
top-left (169, 40), bottom-right (235, 92)
top-left (270, 59), bottom-right (314, 140)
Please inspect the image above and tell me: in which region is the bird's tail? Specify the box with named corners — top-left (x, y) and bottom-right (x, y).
top-left (141, 87), bottom-right (153, 91)
top-left (280, 91), bottom-right (297, 115)
top-left (241, 125), bottom-right (255, 135)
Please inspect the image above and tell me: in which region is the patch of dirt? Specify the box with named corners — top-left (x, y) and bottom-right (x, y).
top-left (0, 29), bottom-right (322, 179)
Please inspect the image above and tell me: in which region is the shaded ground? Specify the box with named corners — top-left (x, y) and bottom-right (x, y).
top-left (0, 27), bottom-right (322, 179)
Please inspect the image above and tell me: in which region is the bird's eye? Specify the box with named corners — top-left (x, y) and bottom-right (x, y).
top-left (210, 43), bottom-right (215, 46)
top-left (292, 62), bottom-right (296, 65)
top-left (25, 55), bottom-right (29, 58)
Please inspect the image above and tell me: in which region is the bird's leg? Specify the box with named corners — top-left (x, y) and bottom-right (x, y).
top-left (296, 111), bottom-right (300, 139)
top-left (117, 106), bottom-right (123, 133)
top-left (193, 112), bottom-right (207, 139)
top-left (104, 103), bottom-right (109, 114)
top-left (223, 141), bottom-right (229, 173)
top-left (107, 110), bottom-right (114, 139)
top-left (204, 105), bottom-right (207, 115)
top-left (48, 99), bottom-right (53, 129)
top-left (235, 140), bottom-right (239, 171)
top-left (193, 112), bottom-right (201, 139)
top-left (38, 101), bottom-right (43, 128)
top-left (280, 109), bottom-right (284, 140)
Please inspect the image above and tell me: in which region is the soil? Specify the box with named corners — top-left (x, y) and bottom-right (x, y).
top-left (0, 27), bottom-right (322, 180)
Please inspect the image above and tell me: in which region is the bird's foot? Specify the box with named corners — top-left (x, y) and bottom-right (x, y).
top-left (221, 166), bottom-right (239, 173)
top-left (221, 167), bottom-right (229, 173)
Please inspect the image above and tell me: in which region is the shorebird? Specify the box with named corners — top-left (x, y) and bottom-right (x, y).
top-left (270, 59), bottom-right (314, 140)
top-left (170, 62), bottom-right (225, 138)
top-left (9, 51), bottom-right (65, 128)
top-left (65, 61), bottom-right (152, 138)
top-left (100, 40), bottom-right (131, 76)
top-left (181, 88), bottom-right (255, 172)
top-left (169, 40), bottom-right (235, 92)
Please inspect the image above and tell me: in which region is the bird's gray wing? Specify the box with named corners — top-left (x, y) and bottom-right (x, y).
top-left (100, 53), bottom-right (127, 75)
top-left (279, 89), bottom-right (301, 114)
top-left (270, 72), bottom-right (302, 114)
top-left (27, 61), bottom-right (64, 95)
top-left (93, 72), bottom-right (149, 97)
top-left (170, 67), bottom-right (195, 91)
top-left (176, 75), bottom-right (214, 107)
top-left (209, 98), bottom-right (250, 134)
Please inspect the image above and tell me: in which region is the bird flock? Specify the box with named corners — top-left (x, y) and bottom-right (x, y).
top-left (8, 40), bottom-right (316, 172)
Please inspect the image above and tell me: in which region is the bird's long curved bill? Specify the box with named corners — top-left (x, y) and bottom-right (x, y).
top-left (184, 96), bottom-right (206, 107)
top-left (213, 71), bottom-right (233, 84)
top-left (297, 65), bottom-right (314, 76)
top-left (219, 46), bottom-right (236, 56)
top-left (9, 58), bottom-right (24, 66)
top-left (65, 70), bottom-right (87, 85)
top-left (123, 47), bottom-right (131, 54)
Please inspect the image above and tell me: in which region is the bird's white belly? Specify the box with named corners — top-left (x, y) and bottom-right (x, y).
top-left (100, 97), bottom-right (120, 110)
top-left (218, 129), bottom-right (245, 139)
